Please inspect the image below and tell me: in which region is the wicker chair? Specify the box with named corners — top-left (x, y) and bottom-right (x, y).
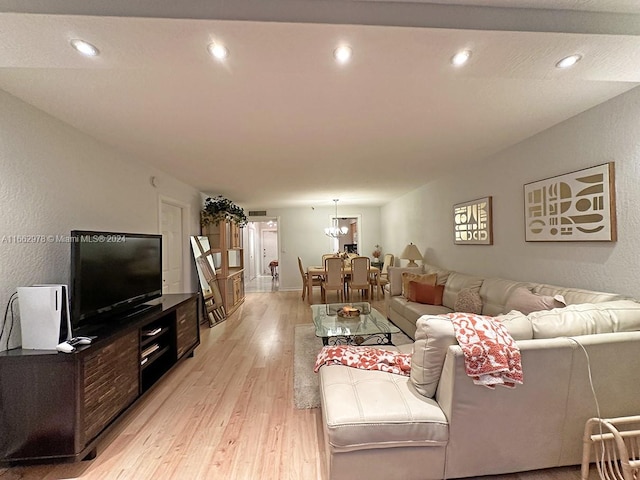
top-left (582, 416), bottom-right (640, 480)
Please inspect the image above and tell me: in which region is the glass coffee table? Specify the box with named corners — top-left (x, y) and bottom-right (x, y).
top-left (311, 302), bottom-right (401, 346)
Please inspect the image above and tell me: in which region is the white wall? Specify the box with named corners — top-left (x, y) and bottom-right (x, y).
top-left (255, 204), bottom-right (382, 291)
top-left (0, 91), bottom-right (202, 351)
top-left (382, 85), bottom-right (640, 299)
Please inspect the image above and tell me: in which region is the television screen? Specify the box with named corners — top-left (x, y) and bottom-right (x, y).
top-left (70, 230), bottom-right (163, 328)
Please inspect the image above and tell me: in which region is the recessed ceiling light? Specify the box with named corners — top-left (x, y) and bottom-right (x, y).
top-left (333, 45), bottom-right (352, 64)
top-left (70, 39), bottom-right (99, 57)
top-left (451, 50), bottom-right (471, 67)
top-left (556, 54), bottom-right (582, 69)
top-left (208, 43), bottom-right (229, 60)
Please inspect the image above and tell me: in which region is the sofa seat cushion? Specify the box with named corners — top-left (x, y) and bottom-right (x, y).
top-left (389, 296), bottom-right (453, 326)
top-left (405, 301), bottom-right (453, 320)
top-left (319, 365), bottom-right (449, 452)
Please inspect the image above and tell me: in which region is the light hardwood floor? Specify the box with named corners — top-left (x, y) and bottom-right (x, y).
top-left (1, 291), bottom-right (593, 480)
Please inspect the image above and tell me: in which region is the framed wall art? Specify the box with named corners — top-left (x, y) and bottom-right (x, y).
top-left (524, 162), bottom-right (616, 242)
top-left (453, 196), bottom-right (493, 245)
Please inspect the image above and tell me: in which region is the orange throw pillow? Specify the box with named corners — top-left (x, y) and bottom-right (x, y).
top-left (402, 272), bottom-right (436, 298)
top-left (407, 281), bottom-right (444, 305)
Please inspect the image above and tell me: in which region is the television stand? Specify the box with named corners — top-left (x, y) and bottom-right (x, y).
top-left (0, 293), bottom-right (199, 464)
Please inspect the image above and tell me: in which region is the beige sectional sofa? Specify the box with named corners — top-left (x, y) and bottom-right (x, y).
top-left (385, 264), bottom-right (627, 339)
top-left (318, 265), bottom-right (640, 480)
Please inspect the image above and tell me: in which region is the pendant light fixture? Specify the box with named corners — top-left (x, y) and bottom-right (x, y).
top-left (324, 199), bottom-right (349, 238)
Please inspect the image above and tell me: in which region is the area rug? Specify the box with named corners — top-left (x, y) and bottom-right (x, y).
top-left (293, 323), bottom-right (413, 409)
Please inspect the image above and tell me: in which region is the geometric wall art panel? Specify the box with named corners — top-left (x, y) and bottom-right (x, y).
top-left (453, 196), bottom-right (493, 245)
top-left (524, 162), bottom-right (616, 242)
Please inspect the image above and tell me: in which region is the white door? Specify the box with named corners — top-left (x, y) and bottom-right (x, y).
top-left (161, 201), bottom-right (184, 293)
top-left (261, 230), bottom-right (278, 276)
top-left (248, 224), bottom-right (257, 281)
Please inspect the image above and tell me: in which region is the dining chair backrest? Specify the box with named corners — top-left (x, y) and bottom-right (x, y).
top-left (381, 253), bottom-right (394, 275)
top-left (297, 256), bottom-right (306, 280)
top-left (322, 253), bottom-right (337, 264)
top-left (324, 257), bottom-right (344, 288)
top-left (350, 256), bottom-right (370, 285)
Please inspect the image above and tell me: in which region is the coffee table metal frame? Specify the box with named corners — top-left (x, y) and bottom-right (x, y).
top-left (311, 302), bottom-right (401, 346)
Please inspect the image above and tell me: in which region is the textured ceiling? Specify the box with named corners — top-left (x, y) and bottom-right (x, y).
top-left (1, 1), bottom-right (639, 209)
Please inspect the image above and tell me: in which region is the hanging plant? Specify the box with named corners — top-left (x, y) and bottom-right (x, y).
top-left (201, 196), bottom-right (248, 227)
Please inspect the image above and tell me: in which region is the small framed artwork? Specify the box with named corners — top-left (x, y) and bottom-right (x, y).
top-left (524, 162), bottom-right (616, 242)
top-left (453, 196), bottom-right (493, 245)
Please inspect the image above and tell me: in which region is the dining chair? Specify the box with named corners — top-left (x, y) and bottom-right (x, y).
top-left (298, 256), bottom-right (321, 301)
top-left (347, 256), bottom-right (371, 301)
top-left (322, 253), bottom-right (337, 264)
top-left (321, 257), bottom-right (345, 303)
top-left (371, 253), bottom-right (394, 300)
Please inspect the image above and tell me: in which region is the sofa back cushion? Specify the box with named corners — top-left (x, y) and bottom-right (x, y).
top-left (442, 272), bottom-right (484, 310)
top-left (532, 284), bottom-right (627, 305)
top-left (528, 300), bottom-right (640, 338)
top-left (388, 266), bottom-right (423, 296)
top-left (504, 287), bottom-right (566, 315)
top-left (480, 277), bottom-right (535, 316)
top-left (423, 263), bottom-right (451, 286)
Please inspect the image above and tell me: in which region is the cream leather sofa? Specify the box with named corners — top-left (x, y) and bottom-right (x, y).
top-left (318, 267), bottom-right (640, 480)
top-left (385, 264), bottom-right (627, 339)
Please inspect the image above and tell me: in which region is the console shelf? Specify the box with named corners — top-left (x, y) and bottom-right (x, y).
top-left (0, 293), bottom-right (199, 464)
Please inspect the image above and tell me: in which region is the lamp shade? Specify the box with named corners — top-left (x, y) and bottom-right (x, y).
top-left (400, 243), bottom-right (422, 267)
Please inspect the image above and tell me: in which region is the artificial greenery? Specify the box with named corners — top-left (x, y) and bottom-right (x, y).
top-left (201, 196), bottom-right (248, 227)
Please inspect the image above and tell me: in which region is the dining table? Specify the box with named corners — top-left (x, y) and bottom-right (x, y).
top-left (306, 265), bottom-right (380, 304)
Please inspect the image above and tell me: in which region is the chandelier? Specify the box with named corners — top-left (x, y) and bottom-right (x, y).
top-left (325, 199), bottom-right (349, 238)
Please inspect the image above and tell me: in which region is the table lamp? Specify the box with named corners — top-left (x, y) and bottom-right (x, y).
top-left (400, 243), bottom-right (422, 267)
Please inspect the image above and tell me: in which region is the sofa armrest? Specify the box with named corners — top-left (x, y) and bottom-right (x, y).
top-left (436, 339), bottom-right (575, 479)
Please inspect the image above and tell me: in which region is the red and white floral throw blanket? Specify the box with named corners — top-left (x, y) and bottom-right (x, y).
top-left (314, 345), bottom-right (412, 376)
top-left (443, 312), bottom-right (524, 389)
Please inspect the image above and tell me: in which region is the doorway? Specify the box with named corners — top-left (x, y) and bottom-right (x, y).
top-left (244, 219), bottom-right (279, 293)
top-left (160, 198), bottom-right (185, 293)
top-left (262, 230), bottom-right (278, 276)
top-left (329, 215), bottom-right (362, 254)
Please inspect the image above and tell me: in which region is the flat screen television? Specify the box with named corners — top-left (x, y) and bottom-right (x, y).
top-left (70, 230), bottom-right (163, 330)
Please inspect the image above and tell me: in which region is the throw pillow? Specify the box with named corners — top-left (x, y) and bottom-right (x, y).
top-left (402, 272), bottom-right (436, 298)
top-left (454, 288), bottom-right (483, 314)
top-left (407, 281), bottom-right (444, 305)
top-left (504, 287), bottom-right (566, 315)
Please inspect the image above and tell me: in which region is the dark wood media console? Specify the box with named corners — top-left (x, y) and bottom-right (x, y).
top-left (0, 293), bottom-right (199, 464)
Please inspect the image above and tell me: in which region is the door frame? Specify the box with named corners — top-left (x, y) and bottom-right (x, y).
top-left (158, 195), bottom-right (191, 293)
top-left (261, 227), bottom-right (278, 276)
top-left (328, 213), bottom-right (362, 254)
